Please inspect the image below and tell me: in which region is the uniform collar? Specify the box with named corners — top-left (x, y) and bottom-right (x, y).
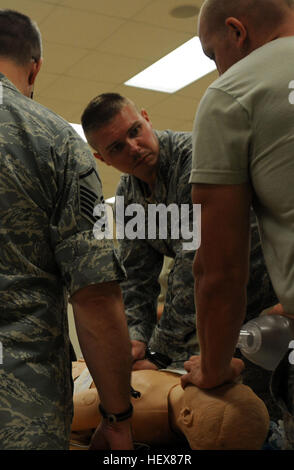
top-left (0, 72), bottom-right (22, 95)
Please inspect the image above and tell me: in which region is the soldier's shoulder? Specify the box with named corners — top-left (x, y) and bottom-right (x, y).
top-left (156, 129), bottom-right (192, 145)
top-left (157, 129), bottom-right (192, 163)
top-left (25, 99), bottom-right (91, 160)
top-left (7, 88), bottom-right (77, 143)
top-left (171, 131), bottom-right (192, 153)
top-left (1, 77), bottom-right (70, 135)
top-left (30, 99), bottom-right (74, 136)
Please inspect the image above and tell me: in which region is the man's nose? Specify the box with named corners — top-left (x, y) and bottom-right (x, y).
top-left (127, 138), bottom-right (141, 155)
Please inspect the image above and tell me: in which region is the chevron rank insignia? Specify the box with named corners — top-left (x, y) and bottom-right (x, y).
top-left (78, 167), bottom-right (104, 225)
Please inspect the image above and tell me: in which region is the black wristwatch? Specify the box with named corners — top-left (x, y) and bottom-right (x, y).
top-left (145, 347), bottom-right (172, 369)
top-left (99, 403), bottom-right (133, 424)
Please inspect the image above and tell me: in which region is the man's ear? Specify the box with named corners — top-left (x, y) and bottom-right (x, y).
top-left (141, 108), bottom-right (152, 127)
top-left (28, 58), bottom-right (43, 86)
top-left (93, 152), bottom-right (111, 166)
top-left (225, 17), bottom-right (247, 46)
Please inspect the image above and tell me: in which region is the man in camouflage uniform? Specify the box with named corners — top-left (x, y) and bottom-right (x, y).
top-left (81, 94), bottom-right (279, 417)
top-left (0, 11), bottom-right (133, 450)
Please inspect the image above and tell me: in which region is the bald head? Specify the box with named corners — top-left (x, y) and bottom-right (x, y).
top-left (198, 0), bottom-right (294, 74)
top-left (200, 0), bottom-right (293, 34)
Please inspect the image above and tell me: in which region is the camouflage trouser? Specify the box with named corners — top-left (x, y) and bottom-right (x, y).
top-left (270, 349), bottom-right (294, 450)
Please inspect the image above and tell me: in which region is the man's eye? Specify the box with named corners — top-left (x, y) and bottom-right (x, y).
top-left (110, 143), bottom-right (124, 154)
top-left (129, 125), bottom-right (141, 138)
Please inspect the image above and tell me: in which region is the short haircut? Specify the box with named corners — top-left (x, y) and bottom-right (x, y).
top-left (81, 93), bottom-right (131, 135)
top-left (201, 0), bottom-right (291, 33)
top-left (0, 9), bottom-right (42, 66)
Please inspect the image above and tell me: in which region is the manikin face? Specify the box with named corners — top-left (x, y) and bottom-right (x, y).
top-left (88, 103), bottom-right (160, 180)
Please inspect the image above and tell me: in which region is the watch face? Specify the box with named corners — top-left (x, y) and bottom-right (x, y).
top-left (145, 348), bottom-right (172, 368)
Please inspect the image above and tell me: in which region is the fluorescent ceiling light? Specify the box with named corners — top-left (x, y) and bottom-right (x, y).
top-left (124, 36), bottom-right (216, 94)
top-left (70, 123), bottom-right (87, 142)
top-left (105, 196), bottom-right (115, 204)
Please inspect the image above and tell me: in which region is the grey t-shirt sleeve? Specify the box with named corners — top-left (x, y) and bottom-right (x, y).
top-left (189, 88), bottom-right (251, 185)
top-left (49, 126), bottom-right (125, 296)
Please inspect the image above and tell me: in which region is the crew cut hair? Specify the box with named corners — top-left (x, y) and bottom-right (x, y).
top-left (0, 9), bottom-right (42, 66)
top-left (81, 93), bottom-right (131, 135)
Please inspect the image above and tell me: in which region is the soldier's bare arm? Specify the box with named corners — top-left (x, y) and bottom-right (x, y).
top-left (183, 183), bottom-right (250, 389)
top-left (71, 281), bottom-right (133, 450)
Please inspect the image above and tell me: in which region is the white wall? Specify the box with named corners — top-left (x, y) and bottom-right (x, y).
top-left (68, 304), bottom-right (82, 359)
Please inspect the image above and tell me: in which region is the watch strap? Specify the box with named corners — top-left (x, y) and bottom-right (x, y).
top-left (99, 403), bottom-right (133, 424)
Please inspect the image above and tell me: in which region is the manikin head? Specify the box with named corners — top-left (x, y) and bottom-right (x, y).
top-left (0, 9), bottom-right (43, 98)
top-left (81, 93), bottom-right (160, 186)
top-left (198, 0), bottom-right (294, 75)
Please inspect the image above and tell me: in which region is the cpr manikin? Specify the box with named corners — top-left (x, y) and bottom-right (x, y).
top-left (70, 359), bottom-right (269, 450)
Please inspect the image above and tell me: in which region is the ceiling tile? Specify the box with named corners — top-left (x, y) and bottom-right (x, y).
top-left (42, 75), bottom-right (114, 104)
top-left (98, 21), bottom-right (191, 62)
top-left (40, 6), bottom-right (124, 49)
top-left (66, 51), bottom-right (149, 85)
top-left (36, 95), bottom-right (83, 122)
top-left (114, 84), bottom-right (169, 109)
top-left (41, 41), bottom-right (89, 75)
top-left (34, 71), bottom-right (60, 95)
top-left (59, 0), bottom-right (152, 19)
top-left (133, 0), bottom-right (203, 34)
top-left (30, 0), bottom-right (64, 4)
top-left (0, 0), bottom-right (56, 23)
top-left (149, 95), bottom-right (197, 122)
top-left (35, 0), bottom-right (64, 3)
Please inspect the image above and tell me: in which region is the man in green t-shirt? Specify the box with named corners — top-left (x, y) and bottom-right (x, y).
top-left (183, 0), bottom-right (294, 449)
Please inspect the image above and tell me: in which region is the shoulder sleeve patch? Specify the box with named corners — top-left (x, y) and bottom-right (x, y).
top-left (78, 167), bottom-right (104, 225)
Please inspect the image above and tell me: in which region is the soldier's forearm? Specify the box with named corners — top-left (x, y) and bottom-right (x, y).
top-left (71, 282), bottom-right (132, 413)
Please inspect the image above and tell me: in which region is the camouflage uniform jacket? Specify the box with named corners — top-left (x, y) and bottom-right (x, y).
top-left (0, 74), bottom-right (125, 450)
top-left (116, 130), bottom-right (278, 369)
